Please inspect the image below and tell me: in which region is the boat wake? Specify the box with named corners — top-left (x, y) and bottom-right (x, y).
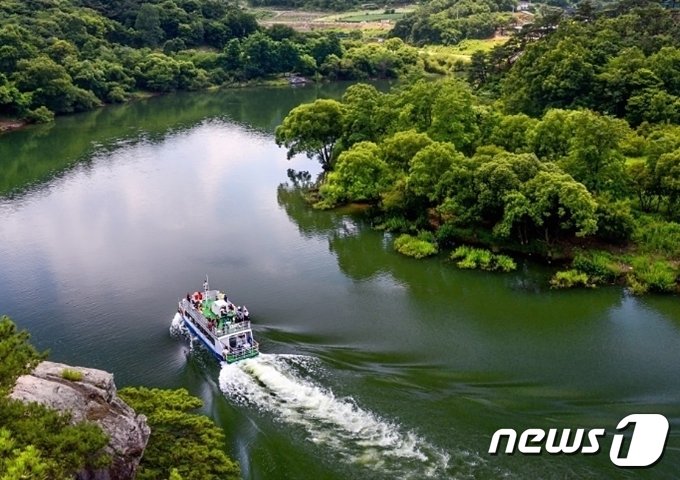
top-left (219, 354), bottom-right (457, 479)
top-left (170, 312), bottom-right (185, 335)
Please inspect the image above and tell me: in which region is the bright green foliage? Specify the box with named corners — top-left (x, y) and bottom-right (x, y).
top-left (529, 109), bottom-right (574, 161)
top-left (0, 430), bottom-right (49, 480)
top-left (428, 80), bottom-right (480, 154)
top-left (655, 149), bottom-right (680, 214)
top-left (495, 171), bottom-right (598, 244)
top-left (528, 109), bottom-right (631, 195)
top-left (0, 316), bottom-right (44, 393)
top-left (393, 233), bottom-right (438, 259)
top-left (594, 196), bottom-right (635, 244)
top-left (275, 99), bottom-right (345, 170)
top-left (381, 130), bottom-right (434, 172)
top-left (632, 217), bottom-right (680, 258)
top-left (450, 246), bottom-right (516, 272)
top-left (118, 387), bottom-right (240, 480)
top-left (319, 142), bottom-right (392, 205)
top-left (559, 110), bottom-right (630, 195)
top-left (628, 257), bottom-right (678, 294)
top-left (61, 369), bottom-right (83, 382)
top-left (168, 468), bottom-right (184, 480)
top-left (550, 270), bottom-right (593, 289)
top-left (324, 40), bottom-right (420, 81)
top-left (572, 250), bottom-right (623, 282)
top-left (341, 83), bottom-right (384, 145)
top-left (408, 142), bottom-right (463, 200)
top-left (472, 152), bottom-right (542, 223)
top-left (489, 114), bottom-right (538, 153)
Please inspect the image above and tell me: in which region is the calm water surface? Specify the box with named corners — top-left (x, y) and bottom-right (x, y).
top-left (1, 84), bottom-right (679, 480)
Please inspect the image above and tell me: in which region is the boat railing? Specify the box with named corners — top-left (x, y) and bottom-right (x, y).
top-left (225, 341), bottom-right (259, 361)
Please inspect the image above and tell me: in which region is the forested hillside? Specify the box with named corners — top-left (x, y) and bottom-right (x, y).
top-left (474, 0), bottom-right (680, 124)
top-left (277, 1), bottom-right (680, 294)
top-left (0, 0), bottom-right (421, 123)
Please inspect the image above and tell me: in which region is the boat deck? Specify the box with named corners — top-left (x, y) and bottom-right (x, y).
top-left (180, 298), bottom-right (252, 337)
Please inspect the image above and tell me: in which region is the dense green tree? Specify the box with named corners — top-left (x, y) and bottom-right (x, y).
top-left (241, 32), bottom-right (278, 77)
top-left (0, 25), bottom-right (38, 73)
top-left (341, 83), bottom-right (384, 146)
top-left (221, 38), bottom-right (243, 72)
top-left (309, 34), bottom-right (343, 66)
top-left (0, 317), bottom-right (44, 392)
top-left (594, 195), bottom-right (635, 243)
top-left (473, 152), bottom-right (543, 223)
top-left (655, 149), bottom-right (680, 214)
top-left (503, 37), bottom-right (596, 116)
top-left (14, 56), bottom-right (100, 113)
top-left (428, 80), bottom-right (480, 154)
top-left (529, 109), bottom-right (573, 161)
top-left (118, 387), bottom-right (240, 480)
top-left (381, 130), bottom-right (434, 172)
top-left (495, 170), bottom-right (598, 244)
top-left (320, 142), bottom-right (392, 204)
top-left (488, 113), bottom-right (537, 153)
top-left (135, 3), bottom-right (164, 47)
top-left (408, 142), bottom-right (463, 201)
top-left (134, 53), bottom-right (182, 91)
top-left (559, 110), bottom-right (630, 195)
top-left (275, 99), bottom-right (345, 170)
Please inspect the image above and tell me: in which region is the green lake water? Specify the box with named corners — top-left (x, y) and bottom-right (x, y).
top-left (0, 84), bottom-right (679, 480)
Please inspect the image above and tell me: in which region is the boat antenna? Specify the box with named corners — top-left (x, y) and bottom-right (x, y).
top-left (204, 275), bottom-right (209, 294)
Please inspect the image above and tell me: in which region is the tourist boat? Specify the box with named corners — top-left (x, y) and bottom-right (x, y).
top-left (177, 279), bottom-right (259, 363)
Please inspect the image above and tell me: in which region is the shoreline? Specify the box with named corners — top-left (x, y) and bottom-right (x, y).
top-left (0, 76), bottom-right (319, 136)
top-left (0, 118), bottom-right (28, 134)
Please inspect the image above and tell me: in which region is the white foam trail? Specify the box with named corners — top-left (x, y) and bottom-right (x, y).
top-left (169, 312), bottom-right (186, 336)
top-left (219, 354), bottom-right (453, 478)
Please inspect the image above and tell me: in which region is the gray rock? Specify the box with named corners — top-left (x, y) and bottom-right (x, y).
top-left (10, 361), bottom-right (150, 480)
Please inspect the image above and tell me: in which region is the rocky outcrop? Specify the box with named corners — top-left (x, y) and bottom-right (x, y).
top-left (10, 361), bottom-right (150, 480)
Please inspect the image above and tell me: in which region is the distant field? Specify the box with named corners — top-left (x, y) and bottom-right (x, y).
top-left (254, 5), bottom-right (414, 31)
top-left (321, 10), bottom-right (410, 22)
top-left (422, 37), bottom-right (510, 63)
top-left (419, 37), bottom-right (509, 74)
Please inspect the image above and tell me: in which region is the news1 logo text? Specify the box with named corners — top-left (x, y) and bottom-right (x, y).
top-left (489, 414), bottom-right (670, 468)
